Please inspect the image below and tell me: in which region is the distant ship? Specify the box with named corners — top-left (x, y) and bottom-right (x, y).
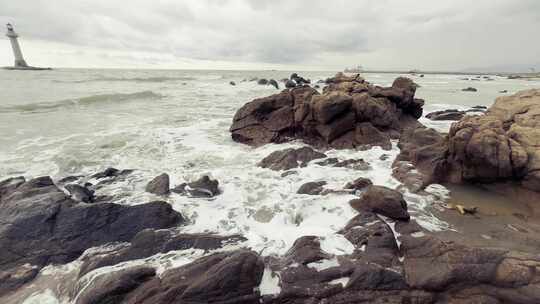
top-left (344, 65), bottom-right (364, 73)
top-left (3, 23), bottom-right (51, 70)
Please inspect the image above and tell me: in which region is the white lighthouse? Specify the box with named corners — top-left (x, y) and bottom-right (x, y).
top-left (6, 23), bottom-right (28, 67)
top-left (3, 23), bottom-right (50, 70)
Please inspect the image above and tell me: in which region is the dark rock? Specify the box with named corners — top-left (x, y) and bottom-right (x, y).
top-left (281, 171), bottom-right (298, 178)
top-left (334, 159), bottom-right (371, 171)
top-left (0, 176), bottom-right (25, 201)
top-left (297, 181), bottom-right (327, 195)
top-left (57, 175), bottom-right (83, 184)
top-left (290, 73), bottom-right (310, 85)
top-left (92, 167), bottom-right (122, 179)
top-left (0, 177), bottom-right (183, 295)
top-left (75, 265), bottom-right (156, 304)
top-left (65, 183), bottom-right (95, 203)
top-left (349, 185), bottom-right (410, 221)
top-left (172, 175), bottom-right (220, 198)
top-left (269, 79), bottom-right (279, 89)
top-left (123, 250), bottom-right (264, 304)
top-left (230, 81), bottom-right (236, 86)
top-left (283, 236), bottom-right (330, 265)
top-left (0, 264), bottom-right (40, 296)
top-left (145, 173), bottom-right (170, 195)
top-left (500, 90), bottom-right (508, 93)
top-left (259, 147), bottom-right (326, 171)
top-left (316, 157), bottom-right (340, 166)
top-left (344, 177), bottom-right (373, 191)
top-left (285, 79), bottom-right (297, 88)
top-left (462, 87), bottom-right (478, 92)
top-left (258, 78), bottom-right (269, 85)
top-left (426, 109), bottom-right (466, 121)
top-left (79, 230), bottom-right (246, 277)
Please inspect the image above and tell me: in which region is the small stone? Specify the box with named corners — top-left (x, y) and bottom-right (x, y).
top-left (145, 173), bottom-right (170, 195)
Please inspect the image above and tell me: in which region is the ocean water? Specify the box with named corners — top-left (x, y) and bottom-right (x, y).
top-left (1, 69), bottom-right (539, 303)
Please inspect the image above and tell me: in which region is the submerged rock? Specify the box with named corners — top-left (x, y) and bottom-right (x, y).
top-left (145, 173), bottom-right (170, 195)
top-left (259, 147), bottom-right (326, 171)
top-left (172, 175), bottom-right (220, 198)
top-left (229, 81), bottom-right (236, 86)
top-left (297, 181), bottom-right (327, 195)
top-left (269, 79), bottom-right (279, 89)
top-left (65, 183), bottom-right (95, 203)
top-left (344, 177), bottom-right (373, 191)
top-left (349, 185), bottom-right (410, 221)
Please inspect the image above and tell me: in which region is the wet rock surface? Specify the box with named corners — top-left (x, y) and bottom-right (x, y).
top-left (258, 146), bottom-right (326, 171)
top-left (344, 177), bottom-right (373, 191)
top-left (401, 89), bottom-right (540, 193)
top-left (349, 185), bottom-right (410, 221)
top-left (122, 249), bottom-right (264, 304)
top-left (230, 73), bottom-right (424, 149)
top-left (297, 181), bottom-right (327, 195)
top-left (0, 176), bottom-right (183, 296)
top-left (145, 173), bottom-right (170, 195)
top-left (172, 175), bottom-right (221, 198)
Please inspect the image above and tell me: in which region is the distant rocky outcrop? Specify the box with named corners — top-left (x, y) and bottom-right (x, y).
top-left (230, 73), bottom-right (424, 149)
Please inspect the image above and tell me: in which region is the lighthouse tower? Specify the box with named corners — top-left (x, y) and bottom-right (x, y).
top-left (6, 23), bottom-right (29, 68)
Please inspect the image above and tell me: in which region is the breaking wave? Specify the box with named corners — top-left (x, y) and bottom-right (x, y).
top-left (0, 91), bottom-right (162, 114)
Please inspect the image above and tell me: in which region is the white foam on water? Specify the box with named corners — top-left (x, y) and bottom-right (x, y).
top-left (307, 257), bottom-right (340, 271)
top-left (319, 234), bottom-right (355, 255)
top-left (22, 290), bottom-right (59, 304)
top-left (259, 268), bottom-right (281, 296)
top-left (329, 277), bottom-right (350, 287)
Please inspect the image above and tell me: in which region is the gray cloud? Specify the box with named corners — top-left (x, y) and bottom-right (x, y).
top-left (0, 0), bottom-right (539, 70)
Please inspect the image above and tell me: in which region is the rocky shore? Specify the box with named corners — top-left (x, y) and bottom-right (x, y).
top-left (1, 73), bottom-right (540, 303)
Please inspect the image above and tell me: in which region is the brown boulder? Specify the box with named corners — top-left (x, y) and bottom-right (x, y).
top-left (230, 73), bottom-right (424, 149)
top-left (349, 185), bottom-right (410, 221)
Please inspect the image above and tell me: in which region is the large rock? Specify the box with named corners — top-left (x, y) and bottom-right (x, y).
top-left (79, 230), bottom-right (246, 277)
top-left (349, 185), bottom-right (410, 221)
top-left (230, 73), bottom-right (424, 149)
top-left (122, 250), bottom-right (264, 304)
top-left (399, 89), bottom-right (540, 192)
top-left (75, 265), bottom-right (156, 304)
top-left (0, 176), bottom-right (183, 295)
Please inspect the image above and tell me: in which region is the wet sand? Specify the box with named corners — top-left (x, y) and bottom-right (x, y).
top-left (431, 183), bottom-right (540, 253)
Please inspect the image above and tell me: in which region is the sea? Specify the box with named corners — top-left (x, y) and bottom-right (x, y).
top-left (1, 69), bottom-right (539, 303)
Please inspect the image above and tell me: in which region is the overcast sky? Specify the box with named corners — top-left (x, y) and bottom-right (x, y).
top-left (1, 0), bottom-right (539, 71)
